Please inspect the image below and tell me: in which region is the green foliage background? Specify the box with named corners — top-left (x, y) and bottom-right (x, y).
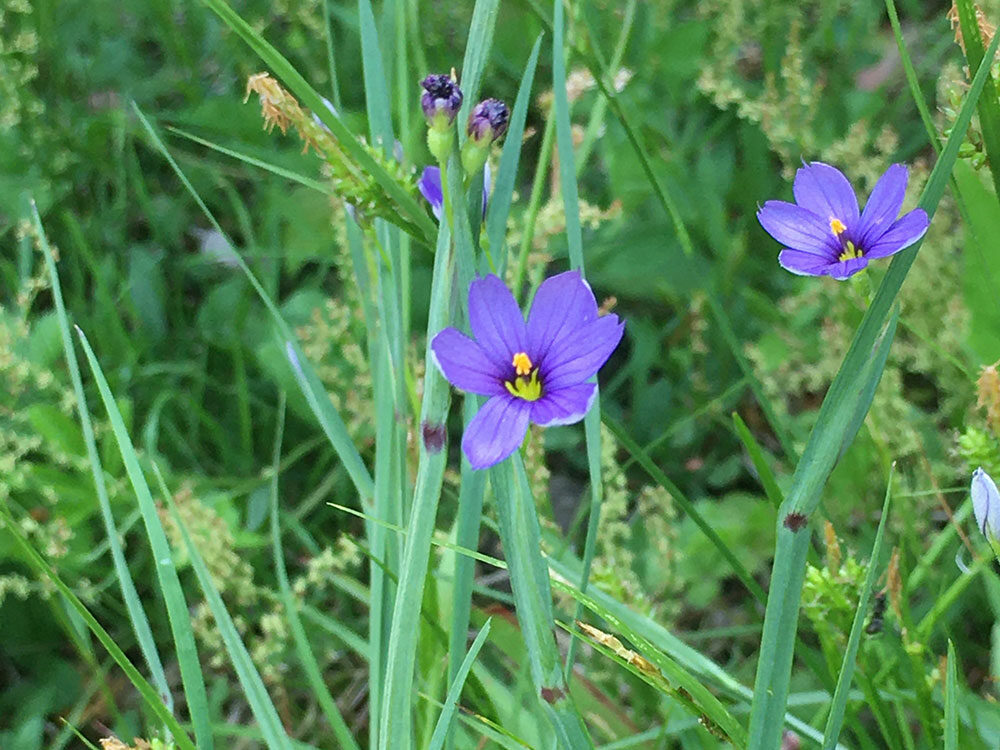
top-left (2, 0), bottom-right (1000, 747)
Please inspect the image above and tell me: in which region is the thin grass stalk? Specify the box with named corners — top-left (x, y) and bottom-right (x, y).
top-left (551, 0), bottom-right (606, 680)
top-left (268, 396), bottom-right (361, 750)
top-left (74, 328), bottom-right (213, 750)
top-left (427, 620), bottom-right (493, 750)
top-left (152, 466), bottom-right (292, 749)
top-left (955, 0), bottom-right (1000, 198)
top-left (745, 30), bottom-right (1000, 748)
top-left (821, 469), bottom-right (895, 748)
top-left (490, 457), bottom-right (595, 748)
top-left (944, 641), bottom-right (960, 750)
top-left (33, 205), bottom-right (175, 716)
top-left (377, 213), bottom-right (455, 750)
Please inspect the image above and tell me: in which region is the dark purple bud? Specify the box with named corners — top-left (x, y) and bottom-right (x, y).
top-left (466, 98), bottom-right (509, 144)
top-left (421, 420), bottom-right (446, 454)
top-left (420, 74), bottom-right (463, 129)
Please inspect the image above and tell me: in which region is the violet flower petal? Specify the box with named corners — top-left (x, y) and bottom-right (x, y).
top-left (777, 249), bottom-right (840, 277)
top-left (862, 209), bottom-right (929, 259)
top-left (467, 275), bottom-right (528, 371)
top-left (792, 162), bottom-right (860, 227)
top-left (430, 327), bottom-right (505, 396)
top-left (418, 166), bottom-right (443, 220)
top-left (856, 164), bottom-right (907, 248)
top-left (527, 270), bottom-right (598, 363)
top-left (824, 256), bottom-right (869, 280)
top-left (971, 467), bottom-right (1000, 539)
top-left (757, 201), bottom-right (839, 256)
top-left (462, 395), bottom-right (531, 469)
top-left (542, 314), bottom-right (624, 390)
top-left (530, 382), bottom-right (597, 427)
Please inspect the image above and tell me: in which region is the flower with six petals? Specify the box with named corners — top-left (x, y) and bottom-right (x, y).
top-left (757, 162), bottom-right (929, 280)
top-left (431, 271), bottom-right (624, 469)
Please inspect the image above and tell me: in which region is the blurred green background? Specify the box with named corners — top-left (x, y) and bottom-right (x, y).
top-left (3, 0), bottom-right (1000, 747)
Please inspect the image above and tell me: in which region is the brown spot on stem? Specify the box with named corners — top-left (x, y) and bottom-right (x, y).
top-left (421, 420), bottom-right (446, 453)
top-left (540, 686), bottom-right (566, 704)
top-left (783, 511), bottom-right (808, 532)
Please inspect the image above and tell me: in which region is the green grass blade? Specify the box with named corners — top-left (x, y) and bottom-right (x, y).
top-left (822, 468), bottom-right (895, 749)
top-left (732, 412), bottom-right (784, 508)
top-left (33, 203), bottom-right (173, 714)
top-left (165, 126), bottom-right (336, 194)
top-left (321, 0), bottom-right (342, 110)
top-left (955, 0), bottom-right (1000, 197)
top-left (551, 0), bottom-right (606, 678)
top-left (0, 505), bottom-right (196, 750)
top-left (358, 0), bottom-right (394, 149)
top-left (487, 35), bottom-right (542, 269)
top-left (746, 30), bottom-right (1000, 749)
top-left (884, 0), bottom-right (940, 152)
top-left (456, 0), bottom-right (499, 145)
top-left (198, 0), bottom-right (436, 244)
top-left (133, 104), bottom-right (375, 501)
top-left (74, 327), bottom-right (213, 750)
top-left (152, 463), bottom-right (293, 749)
top-left (285, 343), bottom-right (376, 500)
top-left (427, 620), bottom-right (493, 750)
top-left (377, 211), bottom-right (454, 750)
top-left (269, 396), bottom-right (361, 750)
top-left (490, 457), bottom-right (595, 749)
top-left (444, 398), bottom-right (488, 750)
top-left (944, 640), bottom-right (960, 750)
top-left (747, 309), bottom-right (899, 748)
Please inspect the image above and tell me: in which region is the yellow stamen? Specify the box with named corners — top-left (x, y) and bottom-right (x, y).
top-left (837, 241), bottom-right (862, 262)
top-left (830, 217), bottom-right (847, 236)
top-left (512, 352), bottom-right (533, 376)
top-left (504, 369), bottom-right (543, 401)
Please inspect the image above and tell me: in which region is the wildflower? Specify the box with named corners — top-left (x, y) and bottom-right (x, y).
top-left (461, 98), bottom-right (509, 176)
top-left (431, 271), bottom-right (624, 469)
top-left (971, 467), bottom-right (1000, 543)
top-left (421, 73), bottom-right (463, 163)
top-left (757, 162), bottom-right (929, 280)
top-left (417, 162), bottom-right (491, 221)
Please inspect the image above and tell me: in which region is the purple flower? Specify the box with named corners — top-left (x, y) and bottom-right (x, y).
top-left (431, 271), bottom-right (624, 469)
top-left (971, 467), bottom-right (1000, 542)
top-left (466, 98), bottom-right (509, 144)
top-left (421, 74), bottom-right (463, 130)
top-left (417, 162), bottom-right (491, 221)
top-left (757, 162), bottom-right (929, 280)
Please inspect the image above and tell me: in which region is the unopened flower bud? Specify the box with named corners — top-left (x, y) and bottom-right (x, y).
top-left (461, 98), bottom-right (509, 175)
top-left (421, 74), bottom-right (463, 164)
top-left (971, 467), bottom-right (1000, 544)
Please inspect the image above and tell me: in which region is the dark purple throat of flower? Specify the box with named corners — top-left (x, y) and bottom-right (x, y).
top-left (506, 352), bottom-right (542, 401)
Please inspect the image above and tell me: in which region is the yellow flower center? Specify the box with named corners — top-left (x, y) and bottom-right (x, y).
top-left (512, 351), bottom-right (533, 376)
top-left (837, 241), bottom-right (862, 262)
top-left (830, 217), bottom-right (847, 236)
top-left (506, 353), bottom-right (542, 401)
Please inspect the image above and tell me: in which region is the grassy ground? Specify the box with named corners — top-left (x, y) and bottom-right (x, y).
top-left (2, 0), bottom-right (1000, 748)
